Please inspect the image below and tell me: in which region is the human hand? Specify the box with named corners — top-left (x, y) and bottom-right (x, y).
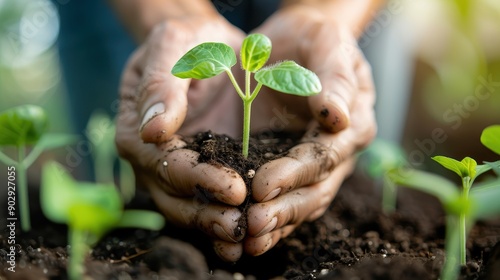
top-left (115, 14), bottom-right (250, 261)
top-left (232, 6), bottom-right (377, 257)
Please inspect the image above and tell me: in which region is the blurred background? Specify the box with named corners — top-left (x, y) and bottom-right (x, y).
top-left (0, 0), bottom-right (499, 178)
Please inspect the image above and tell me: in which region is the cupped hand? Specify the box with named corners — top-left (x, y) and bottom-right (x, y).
top-left (241, 7), bottom-right (377, 256)
top-left (115, 15), bottom-right (249, 261)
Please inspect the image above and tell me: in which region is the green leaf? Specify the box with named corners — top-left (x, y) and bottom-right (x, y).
top-left (41, 161), bottom-right (123, 236)
top-left (387, 168), bottom-right (460, 206)
top-left (68, 202), bottom-right (121, 240)
top-left (116, 210), bottom-right (165, 230)
top-left (171, 42), bottom-right (236, 79)
top-left (484, 160), bottom-right (500, 176)
top-left (255, 61), bottom-right (322, 96)
top-left (461, 157), bottom-right (477, 179)
top-left (432, 156), bottom-right (477, 179)
top-left (480, 125), bottom-right (500, 155)
top-left (240, 33), bottom-right (272, 72)
top-left (23, 133), bottom-right (79, 168)
top-left (0, 105), bottom-right (48, 146)
top-left (475, 163), bottom-right (493, 178)
top-left (470, 178), bottom-right (500, 219)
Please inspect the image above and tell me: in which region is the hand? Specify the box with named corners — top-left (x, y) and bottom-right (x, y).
top-left (115, 14), bottom-right (250, 261)
top-left (232, 6), bottom-right (377, 257)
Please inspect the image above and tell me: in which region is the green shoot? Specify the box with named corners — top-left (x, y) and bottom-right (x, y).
top-left (0, 105), bottom-right (76, 231)
top-left (86, 111), bottom-right (135, 202)
top-left (41, 161), bottom-right (164, 280)
top-left (171, 33), bottom-right (322, 158)
top-left (387, 125), bottom-right (500, 280)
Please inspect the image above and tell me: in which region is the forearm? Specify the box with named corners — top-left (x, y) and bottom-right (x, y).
top-left (281, 0), bottom-right (386, 38)
top-left (108, 0), bottom-right (219, 42)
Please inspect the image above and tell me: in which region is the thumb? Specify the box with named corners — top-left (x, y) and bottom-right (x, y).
top-left (138, 74), bottom-right (189, 143)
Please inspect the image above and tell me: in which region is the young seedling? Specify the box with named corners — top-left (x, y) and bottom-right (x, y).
top-left (86, 111), bottom-right (135, 202)
top-left (0, 105), bottom-right (76, 231)
top-left (387, 125), bottom-right (500, 280)
top-left (41, 161), bottom-right (165, 280)
top-left (358, 139), bottom-right (407, 212)
top-left (171, 33), bottom-right (322, 158)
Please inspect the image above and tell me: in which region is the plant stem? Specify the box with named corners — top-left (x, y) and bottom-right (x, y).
top-left (459, 176), bottom-right (472, 265)
top-left (17, 146), bottom-right (30, 231)
top-left (441, 215), bottom-right (460, 280)
top-left (68, 229), bottom-right (87, 280)
top-left (242, 99), bottom-right (252, 158)
top-left (0, 149), bottom-right (17, 166)
top-left (225, 70), bottom-right (245, 99)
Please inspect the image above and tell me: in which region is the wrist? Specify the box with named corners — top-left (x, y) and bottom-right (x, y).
top-left (280, 0), bottom-right (385, 38)
top-left (109, 0), bottom-right (219, 42)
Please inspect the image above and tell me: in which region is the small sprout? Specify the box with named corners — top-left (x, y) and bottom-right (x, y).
top-left (247, 169), bottom-right (255, 179)
top-left (172, 33), bottom-right (322, 158)
top-left (0, 105), bottom-right (76, 231)
top-left (41, 161), bottom-right (165, 280)
top-left (387, 125), bottom-right (500, 280)
top-left (162, 160), bottom-right (168, 167)
top-left (86, 111), bottom-right (135, 202)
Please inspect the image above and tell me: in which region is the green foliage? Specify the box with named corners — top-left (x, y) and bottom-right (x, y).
top-left (86, 111), bottom-right (135, 202)
top-left (240, 33), bottom-right (271, 72)
top-left (255, 61), bottom-right (322, 95)
top-left (171, 33), bottom-right (321, 157)
top-left (41, 161), bottom-right (164, 280)
top-left (432, 156), bottom-right (477, 179)
top-left (171, 42), bottom-right (237, 79)
top-left (386, 125), bottom-right (500, 280)
top-left (0, 104), bottom-right (76, 231)
top-left (0, 105), bottom-right (48, 146)
top-left (481, 125), bottom-right (500, 155)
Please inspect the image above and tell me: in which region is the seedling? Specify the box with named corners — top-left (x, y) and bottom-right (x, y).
top-left (0, 105), bottom-right (76, 231)
top-left (41, 161), bottom-right (165, 280)
top-left (387, 125), bottom-right (500, 280)
top-left (86, 111), bottom-right (135, 202)
top-left (358, 138), bottom-right (407, 212)
top-left (172, 33), bottom-right (322, 158)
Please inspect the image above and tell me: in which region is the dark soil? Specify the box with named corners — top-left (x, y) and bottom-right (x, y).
top-left (1, 132), bottom-right (500, 280)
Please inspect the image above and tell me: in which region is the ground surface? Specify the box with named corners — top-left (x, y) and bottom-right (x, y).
top-left (1, 132), bottom-right (500, 279)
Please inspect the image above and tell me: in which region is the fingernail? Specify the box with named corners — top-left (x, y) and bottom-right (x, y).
top-left (255, 216), bottom-right (277, 237)
top-left (213, 193), bottom-right (230, 205)
top-left (213, 223), bottom-right (237, 243)
top-left (140, 102), bottom-right (165, 131)
top-left (262, 188), bottom-right (281, 202)
top-left (330, 104), bottom-right (349, 132)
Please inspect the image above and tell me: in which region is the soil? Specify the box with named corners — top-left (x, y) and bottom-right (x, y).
top-left (1, 132), bottom-right (500, 280)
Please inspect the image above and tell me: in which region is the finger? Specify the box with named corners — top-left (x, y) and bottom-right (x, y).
top-left (307, 27), bottom-right (362, 133)
top-left (158, 148), bottom-right (247, 206)
top-left (136, 24), bottom-right (194, 143)
top-left (252, 142), bottom-right (335, 202)
top-left (148, 183), bottom-right (246, 244)
top-left (244, 225), bottom-right (295, 256)
top-left (248, 160), bottom-right (353, 238)
top-left (213, 240), bottom-right (243, 262)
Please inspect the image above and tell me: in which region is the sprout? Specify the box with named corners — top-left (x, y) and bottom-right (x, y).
top-left (41, 161), bottom-right (165, 280)
top-left (387, 125), bottom-right (500, 280)
top-left (172, 33), bottom-right (322, 158)
top-left (0, 105), bottom-right (76, 231)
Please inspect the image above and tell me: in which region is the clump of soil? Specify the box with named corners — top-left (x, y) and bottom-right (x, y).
top-left (184, 130), bottom-right (301, 187)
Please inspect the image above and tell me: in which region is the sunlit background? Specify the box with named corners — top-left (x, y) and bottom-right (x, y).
top-left (0, 0), bottom-right (69, 131)
top-left (0, 0), bottom-right (499, 174)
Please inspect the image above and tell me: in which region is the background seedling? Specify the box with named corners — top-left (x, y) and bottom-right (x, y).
top-left (41, 161), bottom-right (165, 280)
top-left (86, 111), bottom-right (135, 202)
top-left (0, 105), bottom-right (76, 231)
top-left (387, 125), bottom-right (500, 280)
top-left (171, 33), bottom-right (322, 158)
